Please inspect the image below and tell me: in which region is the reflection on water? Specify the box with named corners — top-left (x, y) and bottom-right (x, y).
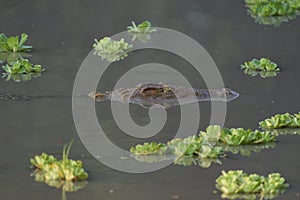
top-left (249, 12), bottom-right (300, 26)
top-left (0, 52), bottom-right (31, 64)
top-left (32, 170), bottom-right (87, 200)
top-left (241, 68), bottom-right (278, 78)
top-left (128, 32), bottom-right (152, 43)
top-left (221, 142), bottom-right (276, 157)
top-left (270, 128), bottom-right (300, 136)
top-left (2, 72), bottom-right (42, 82)
top-left (220, 192), bottom-right (282, 200)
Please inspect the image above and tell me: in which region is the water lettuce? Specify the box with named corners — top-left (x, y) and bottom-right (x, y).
top-left (220, 128), bottom-right (275, 145)
top-left (245, 0), bottom-right (300, 17)
top-left (93, 37), bottom-right (132, 62)
top-left (241, 58), bottom-right (279, 71)
top-left (259, 112), bottom-right (300, 129)
top-left (130, 142), bottom-right (168, 155)
top-left (167, 135), bottom-right (223, 158)
top-left (127, 20), bottom-right (157, 34)
top-left (2, 58), bottom-right (44, 82)
top-left (0, 33), bottom-right (32, 52)
top-left (216, 170), bottom-right (289, 198)
top-left (31, 140), bottom-right (88, 181)
top-left (241, 58), bottom-right (280, 78)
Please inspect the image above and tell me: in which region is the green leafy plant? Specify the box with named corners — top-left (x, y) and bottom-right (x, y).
top-left (259, 112), bottom-right (300, 129)
top-left (0, 33), bottom-right (32, 52)
top-left (31, 140), bottom-right (88, 181)
top-left (93, 37), bottom-right (132, 62)
top-left (216, 170), bottom-right (289, 199)
top-left (245, 0), bottom-right (300, 17)
top-left (130, 142), bottom-right (168, 155)
top-left (241, 58), bottom-right (280, 78)
top-left (127, 20), bottom-right (157, 33)
top-left (220, 128), bottom-right (275, 145)
top-left (2, 59), bottom-right (45, 82)
top-left (167, 135), bottom-right (223, 158)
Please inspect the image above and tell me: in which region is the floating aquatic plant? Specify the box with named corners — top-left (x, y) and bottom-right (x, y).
top-left (31, 140), bottom-right (88, 181)
top-left (199, 125), bottom-right (275, 145)
top-left (216, 170), bottom-right (289, 199)
top-left (220, 128), bottom-right (275, 145)
top-left (259, 112), bottom-right (300, 129)
top-left (241, 58), bottom-right (280, 78)
top-left (127, 20), bottom-right (157, 34)
top-left (93, 37), bottom-right (132, 62)
top-left (130, 142), bottom-right (168, 155)
top-left (167, 135), bottom-right (223, 159)
top-left (0, 33), bottom-right (32, 52)
top-left (245, 0), bottom-right (300, 17)
top-left (2, 59), bottom-right (44, 82)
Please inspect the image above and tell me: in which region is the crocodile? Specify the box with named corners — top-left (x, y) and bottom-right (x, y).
top-left (88, 82), bottom-right (239, 109)
top-left (0, 93), bottom-right (55, 101)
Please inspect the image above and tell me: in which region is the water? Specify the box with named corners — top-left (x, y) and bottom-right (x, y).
top-left (0, 0), bottom-right (300, 199)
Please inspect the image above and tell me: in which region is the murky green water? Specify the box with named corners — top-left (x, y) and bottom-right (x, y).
top-left (1, 0), bottom-right (300, 199)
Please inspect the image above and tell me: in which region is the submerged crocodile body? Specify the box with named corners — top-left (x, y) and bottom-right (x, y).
top-left (89, 83), bottom-right (239, 109)
top-left (0, 93), bottom-right (39, 101)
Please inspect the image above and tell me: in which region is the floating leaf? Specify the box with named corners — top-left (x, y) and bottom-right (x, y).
top-left (216, 170), bottom-right (288, 198)
top-left (259, 112), bottom-right (300, 129)
top-left (2, 59), bottom-right (44, 82)
top-left (130, 142), bottom-right (168, 155)
top-left (241, 58), bottom-right (280, 78)
top-left (0, 33), bottom-right (32, 52)
top-left (30, 140), bottom-right (88, 182)
top-left (92, 37), bottom-right (132, 62)
top-left (127, 20), bottom-right (157, 34)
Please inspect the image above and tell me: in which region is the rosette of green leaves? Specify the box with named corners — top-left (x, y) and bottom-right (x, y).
top-left (130, 142), bottom-right (168, 155)
top-left (259, 112), bottom-right (300, 129)
top-left (2, 59), bottom-right (44, 82)
top-left (220, 128), bottom-right (275, 145)
top-left (167, 135), bottom-right (223, 158)
top-left (30, 140), bottom-right (88, 182)
top-left (246, 0), bottom-right (300, 17)
top-left (0, 33), bottom-right (32, 52)
top-left (216, 170), bottom-right (289, 197)
top-left (241, 58), bottom-right (279, 71)
top-left (31, 153), bottom-right (57, 171)
top-left (93, 37), bottom-right (132, 62)
top-left (127, 21), bottom-right (157, 34)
